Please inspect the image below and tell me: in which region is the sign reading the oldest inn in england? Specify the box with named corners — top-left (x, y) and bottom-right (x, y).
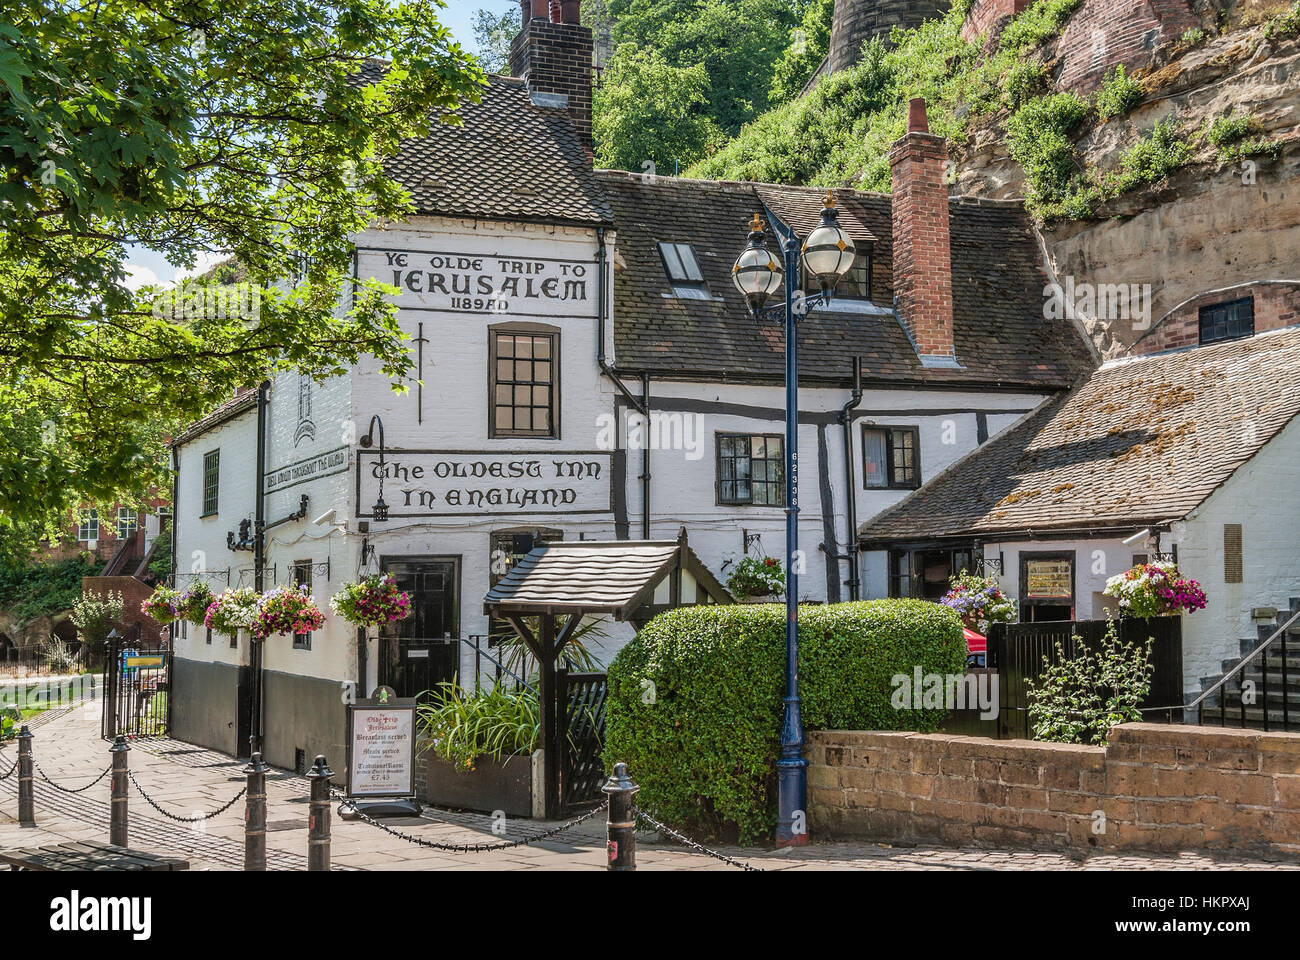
top-left (357, 450), bottom-right (612, 518)
top-left (357, 247), bottom-right (599, 319)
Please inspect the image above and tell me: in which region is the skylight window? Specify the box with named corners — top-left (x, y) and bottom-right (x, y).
top-left (658, 242), bottom-right (708, 297)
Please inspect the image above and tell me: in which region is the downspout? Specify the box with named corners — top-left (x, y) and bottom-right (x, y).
top-left (839, 358), bottom-right (864, 600)
top-left (595, 226), bottom-right (651, 539)
top-left (251, 380), bottom-right (270, 754)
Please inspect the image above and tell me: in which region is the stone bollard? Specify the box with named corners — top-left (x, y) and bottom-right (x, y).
top-left (17, 726), bottom-right (34, 827)
top-left (306, 755), bottom-right (333, 872)
top-left (602, 761), bottom-right (640, 871)
top-left (110, 735), bottom-right (130, 848)
top-left (244, 749), bottom-right (269, 871)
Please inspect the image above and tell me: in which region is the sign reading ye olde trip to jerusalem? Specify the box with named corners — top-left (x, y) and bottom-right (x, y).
top-left (357, 247), bottom-right (599, 318)
top-left (357, 450), bottom-right (612, 518)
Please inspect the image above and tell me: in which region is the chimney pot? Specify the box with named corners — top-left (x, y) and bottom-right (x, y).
top-left (907, 97), bottom-right (929, 134)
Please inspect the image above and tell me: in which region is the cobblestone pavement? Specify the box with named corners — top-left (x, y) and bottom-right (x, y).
top-left (1, 702), bottom-right (1297, 871)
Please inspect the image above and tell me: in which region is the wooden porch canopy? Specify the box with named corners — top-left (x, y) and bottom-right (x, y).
top-left (482, 528), bottom-right (730, 817)
top-left (482, 527), bottom-right (731, 624)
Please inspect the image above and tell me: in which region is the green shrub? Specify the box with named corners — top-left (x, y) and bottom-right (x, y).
top-left (1118, 115), bottom-right (1193, 183)
top-left (1027, 622), bottom-right (1154, 744)
top-left (0, 555), bottom-right (99, 624)
top-left (1004, 60), bottom-right (1048, 110)
top-left (416, 681), bottom-right (540, 770)
top-left (1204, 111), bottom-right (1275, 161)
top-left (1178, 27), bottom-right (1207, 47)
top-left (1095, 64), bottom-right (1144, 121)
top-left (1005, 92), bottom-right (1091, 206)
top-left (1264, 2), bottom-right (1300, 40)
top-left (605, 599), bottom-right (965, 843)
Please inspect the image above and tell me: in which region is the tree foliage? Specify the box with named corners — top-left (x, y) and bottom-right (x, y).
top-left (593, 0), bottom-right (803, 170)
top-left (0, 1), bottom-right (484, 528)
top-left (471, 5), bottom-right (521, 74)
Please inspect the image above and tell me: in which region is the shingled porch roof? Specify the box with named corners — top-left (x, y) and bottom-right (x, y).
top-left (482, 531), bottom-right (731, 620)
top-left (860, 327), bottom-right (1300, 544)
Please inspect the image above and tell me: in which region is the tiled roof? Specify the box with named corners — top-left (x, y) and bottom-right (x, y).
top-left (598, 171), bottom-right (1096, 387)
top-left (358, 63), bottom-right (612, 227)
top-left (171, 391), bottom-right (258, 448)
top-left (483, 537), bottom-right (731, 618)
top-left (860, 327), bottom-right (1300, 543)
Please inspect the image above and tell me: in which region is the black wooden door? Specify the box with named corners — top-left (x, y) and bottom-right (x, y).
top-left (379, 558), bottom-right (461, 700)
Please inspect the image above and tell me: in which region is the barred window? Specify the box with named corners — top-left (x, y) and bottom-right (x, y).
top-left (202, 450), bottom-right (220, 516)
top-left (717, 434), bottom-right (784, 506)
top-left (490, 330), bottom-right (557, 438)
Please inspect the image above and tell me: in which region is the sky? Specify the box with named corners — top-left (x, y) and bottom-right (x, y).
top-left (126, 2), bottom-right (518, 288)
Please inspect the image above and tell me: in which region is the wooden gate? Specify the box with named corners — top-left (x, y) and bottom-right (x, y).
top-left (101, 628), bottom-right (172, 740)
top-left (557, 669), bottom-right (608, 813)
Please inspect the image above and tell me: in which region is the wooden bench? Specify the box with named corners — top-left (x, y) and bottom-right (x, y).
top-left (0, 841), bottom-right (189, 871)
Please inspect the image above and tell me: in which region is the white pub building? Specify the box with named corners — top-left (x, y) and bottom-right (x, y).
top-left (168, 5), bottom-right (1094, 770)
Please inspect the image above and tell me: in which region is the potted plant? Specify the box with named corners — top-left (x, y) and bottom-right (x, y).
top-left (329, 573), bottom-right (412, 629)
top-left (140, 586), bottom-right (182, 624)
top-left (176, 581), bottom-right (216, 626)
top-left (203, 587), bottom-right (261, 640)
top-left (254, 585), bottom-right (325, 640)
top-left (725, 554), bottom-right (785, 601)
top-left (417, 681), bottom-right (541, 817)
top-left (940, 571), bottom-right (1017, 634)
top-left (1103, 561), bottom-right (1207, 618)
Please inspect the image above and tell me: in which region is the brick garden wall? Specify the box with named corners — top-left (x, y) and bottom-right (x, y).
top-left (1130, 282), bottom-right (1300, 355)
top-left (1056, 0), bottom-right (1200, 93)
top-left (807, 723), bottom-right (1300, 856)
top-left (960, 0), bottom-right (1030, 43)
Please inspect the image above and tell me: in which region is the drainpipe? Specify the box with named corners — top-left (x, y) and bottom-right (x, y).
top-left (838, 358), bottom-right (864, 600)
top-left (251, 380), bottom-right (270, 754)
top-left (595, 226), bottom-right (651, 539)
top-left (169, 446), bottom-right (179, 590)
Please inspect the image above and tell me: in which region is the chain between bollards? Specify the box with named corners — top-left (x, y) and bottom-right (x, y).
top-left (109, 735), bottom-right (130, 847)
top-left (602, 761), bottom-right (639, 871)
top-left (17, 726), bottom-right (34, 827)
top-left (307, 754), bottom-right (333, 872)
top-left (244, 747), bottom-right (269, 871)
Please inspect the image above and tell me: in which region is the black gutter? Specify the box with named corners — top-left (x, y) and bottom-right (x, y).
top-left (595, 226), bottom-right (651, 539)
top-left (838, 357), bottom-right (864, 600)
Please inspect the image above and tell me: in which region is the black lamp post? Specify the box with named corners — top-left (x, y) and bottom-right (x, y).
top-left (732, 193), bottom-right (856, 847)
top-left (358, 415), bottom-right (390, 522)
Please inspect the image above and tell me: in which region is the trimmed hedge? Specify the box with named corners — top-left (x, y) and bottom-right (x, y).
top-left (605, 599), bottom-right (965, 843)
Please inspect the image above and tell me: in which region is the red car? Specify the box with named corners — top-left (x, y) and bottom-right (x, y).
top-left (965, 627), bottom-right (986, 667)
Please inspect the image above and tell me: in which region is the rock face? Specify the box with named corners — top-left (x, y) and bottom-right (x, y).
top-left (826, 0), bottom-right (952, 72)
top-left (952, 9), bottom-right (1300, 357)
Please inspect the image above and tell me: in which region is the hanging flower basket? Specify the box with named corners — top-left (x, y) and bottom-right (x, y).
top-left (1104, 562), bottom-right (1207, 618)
top-left (141, 586), bottom-right (182, 624)
top-left (254, 585), bottom-right (326, 640)
top-left (176, 581), bottom-right (216, 625)
top-left (204, 587), bottom-right (262, 638)
top-left (940, 571), bottom-right (1017, 634)
top-left (330, 574), bottom-right (412, 629)
top-left (725, 555), bottom-right (785, 600)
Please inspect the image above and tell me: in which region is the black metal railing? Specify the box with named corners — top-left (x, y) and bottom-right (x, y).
top-left (463, 634), bottom-right (537, 695)
top-left (1149, 606), bottom-right (1300, 731)
top-left (101, 628), bottom-right (172, 741)
top-left (985, 617), bottom-right (1184, 740)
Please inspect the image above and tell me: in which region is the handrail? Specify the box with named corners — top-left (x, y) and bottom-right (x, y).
top-left (462, 634), bottom-right (537, 695)
top-left (1141, 605), bottom-right (1300, 715)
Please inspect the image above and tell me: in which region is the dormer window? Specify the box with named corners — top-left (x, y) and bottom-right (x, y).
top-left (806, 249), bottom-right (871, 301)
top-left (658, 242), bottom-right (709, 299)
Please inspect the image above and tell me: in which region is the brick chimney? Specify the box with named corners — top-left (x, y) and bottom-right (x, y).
top-left (510, 0), bottom-right (593, 153)
top-left (889, 97), bottom-right (957, 366)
